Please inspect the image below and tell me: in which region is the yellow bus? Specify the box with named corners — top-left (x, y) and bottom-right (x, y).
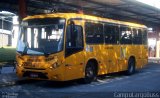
top-left (16, 13), bottom-right (148, 83)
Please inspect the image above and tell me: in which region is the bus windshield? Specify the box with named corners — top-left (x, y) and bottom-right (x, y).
top-left (17, 18), bottom-right (65, 55)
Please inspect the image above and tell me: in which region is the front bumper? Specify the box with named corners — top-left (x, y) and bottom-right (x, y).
top-left (16, 66), bottom-right (65, 81)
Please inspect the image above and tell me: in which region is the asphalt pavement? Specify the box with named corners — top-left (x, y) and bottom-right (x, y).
top-left (0, 63), bottom-right (160, 98)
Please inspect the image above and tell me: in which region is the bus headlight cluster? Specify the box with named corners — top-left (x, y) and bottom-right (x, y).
top-left (17, 64), bottom-right (22, 67)
top-left (50, 62), bottom-right (59, 69)
top-left (16, 62), bottom-right (22, 67)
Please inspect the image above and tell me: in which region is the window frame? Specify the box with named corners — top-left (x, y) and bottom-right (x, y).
top-left (65, 21), bottom-right (84, 57)
top-left (119, 25), bottom-right (132, 45)
top-left (132, 27), bottom-right (143, 45)
top-left (104, 23), bottom-right (120, 44)
top-left (85, 21), bottom-right (104, 44)
top-left (142, 28), bottom-right (148, 45)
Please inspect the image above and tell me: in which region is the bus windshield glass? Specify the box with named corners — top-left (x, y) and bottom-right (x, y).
top-left (17, 18), bottom-right (65, 55)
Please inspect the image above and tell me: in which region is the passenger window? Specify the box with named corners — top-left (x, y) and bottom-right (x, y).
top-left (104, 24), bottom-right (119, 44)
top-left (120, 26), bottom-right (132, 44)
top-left (132, 28), bottom-right (142, 44)
top-left (85, 22), bottom-right (104, 44)
top-left (75, 26), bottom-right (83, 47)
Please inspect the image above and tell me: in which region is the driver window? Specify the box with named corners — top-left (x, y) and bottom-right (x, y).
top-left (65, 24), bottom-right (84, 56)
top-left (66, 25), bottom-right (83, 48)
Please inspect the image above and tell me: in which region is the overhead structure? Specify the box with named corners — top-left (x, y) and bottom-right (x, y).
top-left (0, 0), bottom-right (160, 28)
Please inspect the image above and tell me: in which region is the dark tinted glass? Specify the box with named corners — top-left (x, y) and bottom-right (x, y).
top-left (85, 22), bottom-right (104, 44)
top-left (120, 26), bottom-right (132, 44)
top-left (104, 24), bottom-right (119, 44)
top-left (132, 28), bottom-right (142, 44)
top-left (66, 25), bottom-right (83, 48)
top-left (142, 29), bottom-right (148, 45)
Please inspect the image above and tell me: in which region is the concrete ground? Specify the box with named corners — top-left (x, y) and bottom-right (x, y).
top-left (0, 62), bottom-right (160, 98)
top-left (148, 57), bottom-right (160, 63)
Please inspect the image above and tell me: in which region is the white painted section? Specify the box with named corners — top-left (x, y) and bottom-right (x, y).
top-left (0, 29), bottom-right (11, 35)
top-left (136, 0), bottom-right (160, 9)
top-left (12, 16), bottom-right (19, 48)
top-left (148, 38), bottom-right (156, 49)
top-left (156, 41), bottom-right (160, 57)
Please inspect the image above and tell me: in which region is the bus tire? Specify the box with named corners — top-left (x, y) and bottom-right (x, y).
top-left (82, 62), bottom-right (97, 84)
top-left (126, 58), bottom-right (135, 75)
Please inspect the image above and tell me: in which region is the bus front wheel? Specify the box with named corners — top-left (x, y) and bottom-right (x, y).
top-left (126, 58), bottom-right (135, 75)
top-left (82, 62), bottom-right (97, 84)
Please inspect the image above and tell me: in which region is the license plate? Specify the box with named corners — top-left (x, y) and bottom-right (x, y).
top-left (30, 73), bottom-right (38, 78)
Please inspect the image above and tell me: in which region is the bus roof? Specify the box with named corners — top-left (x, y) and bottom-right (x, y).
top-left (23, 13), bottom-right (147, 28)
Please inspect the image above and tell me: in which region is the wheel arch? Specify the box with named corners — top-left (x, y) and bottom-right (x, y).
top-left (86, 58), bottom-right (99, 75)
top-left (129, 56), bottom-right (136, 65)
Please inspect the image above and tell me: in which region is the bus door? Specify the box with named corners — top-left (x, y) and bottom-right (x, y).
top-left (64, 20), bottom-right (85, 80)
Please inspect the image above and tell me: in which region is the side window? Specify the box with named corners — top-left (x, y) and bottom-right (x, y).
top-left (104, 24), bottom-right (119, 44)
top-left (120, 26), bottom-right (132, 44)
top-left (65, 23), bottom-right (84, 56)
top-left (85, 22), bottom-right (104, 44)
top-left (75, 26), bottom-right (83, 47)
top-left (132, 28), bottom-right (142, 44)
top-left (142, 29), bottom-right (148, 45)
top-left (66, 25), bottom-right (83, 48)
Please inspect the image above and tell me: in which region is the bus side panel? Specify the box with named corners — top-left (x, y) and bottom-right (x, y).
top-left (119, 45), bottom-right (128, 71)
top-left (108, 45), bottom-right (123, 73)
top-left (64, 51), bottom-right (85, 81)
top-left (120, 45), bottom-right (141, 71)
top-left (142, 45), bottom-right (148, 67)
top-left (96, 45), bottom-right (109, 75)
top-left (135, 45), bottom-right (143, 69)
top-left (85, 45), bottom-right (108, 76)
top-left (103, 45), bottom-right (127, 74)
top-left (127, 45), bottom-right (143, 69)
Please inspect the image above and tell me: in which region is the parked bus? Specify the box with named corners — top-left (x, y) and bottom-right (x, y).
top-left (16, 13), bottom-right (148, 83)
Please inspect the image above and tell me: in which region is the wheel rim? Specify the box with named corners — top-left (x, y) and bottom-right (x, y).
top-left (86, 66), bottom-right (94, 78)
top-left (129, 64), bottom-right (133, 73)
top-left (129, 60), bottom-right (135, 73)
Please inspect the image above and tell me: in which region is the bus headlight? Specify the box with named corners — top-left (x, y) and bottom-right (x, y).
top-left (50, 62), bottom-right (59, 69)
top-left (17, 64), bottom-right (22, 67)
